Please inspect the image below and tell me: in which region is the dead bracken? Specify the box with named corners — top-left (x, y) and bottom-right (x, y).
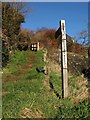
top-left (20, 107), bottom-right (43, 118)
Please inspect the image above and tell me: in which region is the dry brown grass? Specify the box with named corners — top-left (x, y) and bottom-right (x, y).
top-left (19, 107), bottom-right (43, 118)
top-left (72, 76), bottom-right (88, 104)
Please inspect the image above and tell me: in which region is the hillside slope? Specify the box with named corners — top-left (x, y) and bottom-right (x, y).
top-left (2, 50), bottom-right (89, 118)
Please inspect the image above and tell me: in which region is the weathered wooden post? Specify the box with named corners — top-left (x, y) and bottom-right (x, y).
top-left (55, 20), bottom-right (68, 98)
top-left (60, 20), bottom-right (68, 98)
top-left (37, 42), bottom-right (40, 51)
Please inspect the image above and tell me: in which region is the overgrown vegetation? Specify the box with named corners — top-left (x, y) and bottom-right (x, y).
top-left (49, 71), bottom-right (62, 99)
top-left (2, 2), bottom-right (89, 68)
top-left (2, 2), bottom-right (89, 119)
top-left (2, 2), bottom-right (28, 67)
top-left (2, 2), bottom-right (25, 51)
top-left (2, 50), bottom-right (89, 118)
top-left (55, 99), bottom-right (89, 118)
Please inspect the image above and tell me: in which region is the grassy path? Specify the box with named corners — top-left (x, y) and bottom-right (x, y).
top-left (2, 50), bottom-right (89, 118)
top-left (2, 50), bottom-right (60, 118)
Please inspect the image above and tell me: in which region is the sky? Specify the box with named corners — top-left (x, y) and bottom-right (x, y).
top-left (21, 2), bottom-right (88, 38)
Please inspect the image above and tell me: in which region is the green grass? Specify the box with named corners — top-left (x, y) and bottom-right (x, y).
top-left (49, 71), bottom-right (62, 97)
top-left (2, 50), bottom-right (89, 118)
top-left (2, 50), bottom-right (45, 117)
top-left (68, 75), bottom-right (80, 97)
top-left (2, 50), bottom-right (60, 118)
top-left (55, 99), bottom-right (89, 118)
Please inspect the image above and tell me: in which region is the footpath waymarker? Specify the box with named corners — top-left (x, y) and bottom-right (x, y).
top-left (55, 20), bottom-right (68, 98)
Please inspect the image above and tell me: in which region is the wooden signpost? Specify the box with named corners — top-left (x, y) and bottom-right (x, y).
top-left (55, 20), bottom-right (68, 98)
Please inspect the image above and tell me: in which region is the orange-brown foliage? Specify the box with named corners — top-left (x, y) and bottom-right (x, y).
top-left (43, 29), bottom-right (56, 39)
top-left (68, 43), bottom-right (87, 55)
top-left (33, 29), bottom-right (59, 49)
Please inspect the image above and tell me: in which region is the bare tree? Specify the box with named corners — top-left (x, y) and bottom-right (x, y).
top-left (78, 30), bottom-right (88, 45)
